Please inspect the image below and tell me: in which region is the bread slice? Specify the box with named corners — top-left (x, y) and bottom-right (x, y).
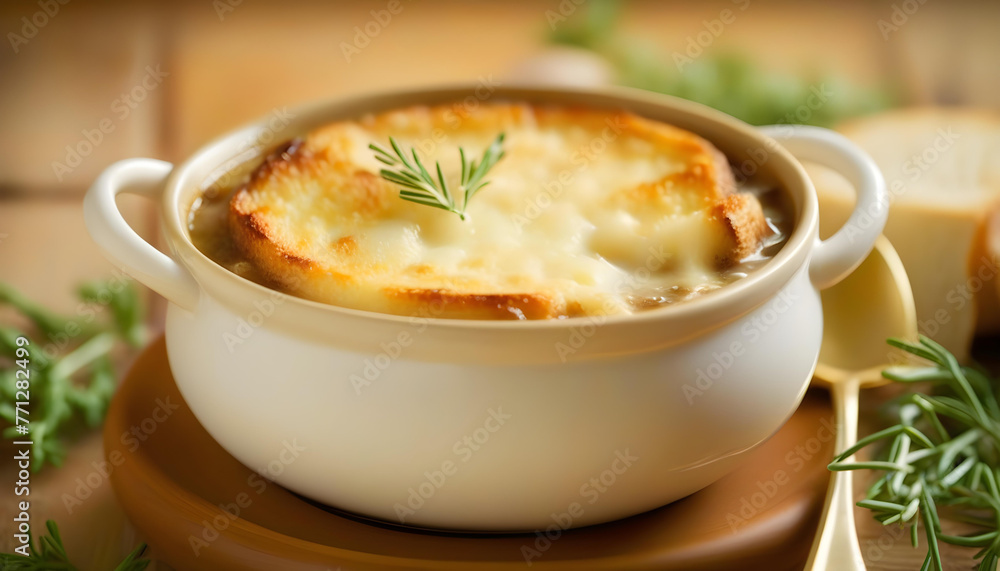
top-left (229, 103), bottom-right (771, 319)
top-left (807, 108), bottom-right (1000, 358)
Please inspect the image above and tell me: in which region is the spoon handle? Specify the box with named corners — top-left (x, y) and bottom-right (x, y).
top-left (804, 378), bottom-right (866, 571)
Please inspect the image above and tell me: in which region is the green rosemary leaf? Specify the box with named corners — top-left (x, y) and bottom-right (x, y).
top-left (112, 543), bottom-right (151, 571)
top-left (883, 512), bottom-right (903, 525)
top-left (0, 520), bottom-right (149, 569)
top-left (830, 424), bottom-right (909, 463)
top-left (938, 430), bottom-right (982, 475)
top-left (372, 133), bottom-right (505, 221)
top-left (887, 337), bottom-right (941, 364)
top-left (831, 338), bottom-right (1000, 567)
top-left (857, 499), bottom-right (907, 511)
top-left (941, 457), bottom-right (979, 489)
top-left (904, 426), bottom-right (936, 449)
top-left (939, 531), bottom-right (999, 547)
top-left (901, 497), bottom-right (922, 522)
top-left (883, 368), bottom-right (958, 384)
top-left (1, 280), bottom-right (143, 472)
top-left (459, 146), bottom-right (469, 186)
top-left (548, 0), bottom-right (894, 127)
top-left (829, 461), bottom-right (914, 473)
top-left (434, 161), bottom-right (453, 207)
top-left (921, 486), bottom-right (944, 570)
top-left (0, 283), bottom-right (74, 341)
top-left (78, 281), bottom-right (144, 348)
top-left (909, 395), bottom-right (951, 442)
top-left (982, 467), bottom-right (1000, 498)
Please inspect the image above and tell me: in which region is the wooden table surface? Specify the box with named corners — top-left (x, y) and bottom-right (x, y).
top-left (1, 1), bottom-right (998, 569)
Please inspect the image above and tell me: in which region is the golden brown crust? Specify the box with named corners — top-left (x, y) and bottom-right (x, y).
top-left (227, 103), bottom-right (768, 319)
top-left (228, 208), bottom-right (327, 283)
top-left (382, 288), bottom-right (557, 320)
top-left (714, 193), bottom-right (771, 265)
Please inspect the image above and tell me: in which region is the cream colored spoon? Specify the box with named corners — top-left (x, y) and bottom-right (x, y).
top-left (805, 235), bottom-right (919, 571)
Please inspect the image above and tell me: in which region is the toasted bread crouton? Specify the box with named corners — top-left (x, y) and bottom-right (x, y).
top-left (229, 103), bottom-right (771, 319)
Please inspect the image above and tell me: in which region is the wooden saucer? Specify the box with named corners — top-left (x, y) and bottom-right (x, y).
top-left (105, 337), bottom-right (833, 570)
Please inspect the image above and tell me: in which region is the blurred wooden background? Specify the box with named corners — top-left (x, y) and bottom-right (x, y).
top-left (0, 0), bottom-right (998, 568)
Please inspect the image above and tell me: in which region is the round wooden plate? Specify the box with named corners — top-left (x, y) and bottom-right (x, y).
top-left (105, 337), bottom-right (834, 570)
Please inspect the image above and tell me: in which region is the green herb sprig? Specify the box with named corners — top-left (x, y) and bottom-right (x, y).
top-left (0, 280), bottom-right (144, 470)
top-left (0, 520), bottom-right (149, 570)
top-left (370, 133), bottom-right (506, 220)
top-left (549, 0), bottom-right (894, 127)
top-left (830, 336), bottom-right (1000, 571)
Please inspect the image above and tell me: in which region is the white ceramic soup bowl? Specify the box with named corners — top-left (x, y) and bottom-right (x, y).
top-left (84, 86), bottom-right (886, 532)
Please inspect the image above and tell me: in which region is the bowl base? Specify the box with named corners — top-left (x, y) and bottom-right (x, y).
top-left (105, 336), bottom-right (834, 570)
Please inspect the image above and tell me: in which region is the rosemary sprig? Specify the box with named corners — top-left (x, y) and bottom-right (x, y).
top-left (0, 519), bottom-right (149, 570)
top-left (548, 0), bottom-right (894, 127)
top-left (369, 133), bottom-right (506, 220)
top-left (0, 279), bottom-right (144, 470)
top-left (829, 335), bottom-right (1000, 571)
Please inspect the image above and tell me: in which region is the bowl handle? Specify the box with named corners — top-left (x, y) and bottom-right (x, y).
top-left (83, 159), bottom-right (199, 312)
top-left (758, 125), bottom-right (888, 290)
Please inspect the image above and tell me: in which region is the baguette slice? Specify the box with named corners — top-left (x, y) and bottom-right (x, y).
top-left (807, 108), bottom-right (1000, 358)
top-left (229, 103), bottom-right (770, 319)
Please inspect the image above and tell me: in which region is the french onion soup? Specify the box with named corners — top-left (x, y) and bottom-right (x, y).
top-left (188, 103), bottom-right (790, 319)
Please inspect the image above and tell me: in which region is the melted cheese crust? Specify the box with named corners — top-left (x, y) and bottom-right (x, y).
top-left (229, 103), bottom-right (769, 319)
